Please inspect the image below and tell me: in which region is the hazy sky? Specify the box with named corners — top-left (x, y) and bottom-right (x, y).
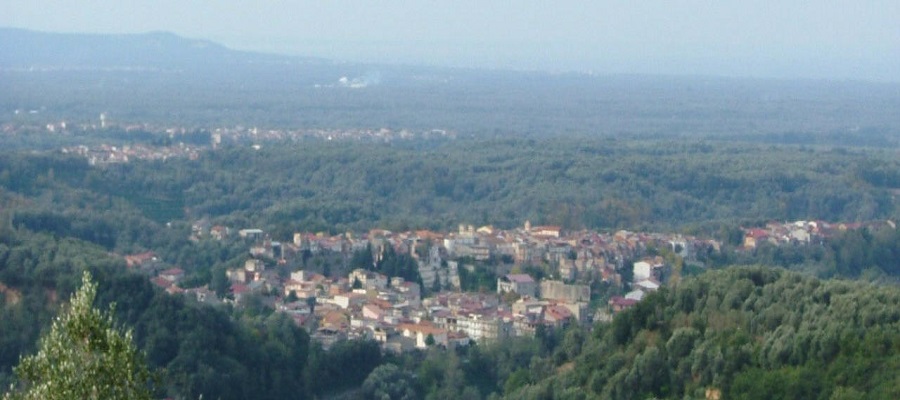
top-left (3, 1), bottom-right (899, 81)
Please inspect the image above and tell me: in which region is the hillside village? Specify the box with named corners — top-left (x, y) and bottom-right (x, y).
top-left (128, 218), bottom-right (885, 353)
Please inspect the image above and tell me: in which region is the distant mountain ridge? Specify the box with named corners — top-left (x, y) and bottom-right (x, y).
top-left (0, 27), bottom-right (315, 69)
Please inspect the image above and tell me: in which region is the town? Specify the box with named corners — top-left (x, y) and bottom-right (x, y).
top-left (3, 117), bottom-right (456, 166)
top-left (127, 217), bottom-right (879, 354)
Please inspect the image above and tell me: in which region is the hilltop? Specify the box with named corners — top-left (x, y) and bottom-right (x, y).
top-left (0, 27), bottom-right (314, 70)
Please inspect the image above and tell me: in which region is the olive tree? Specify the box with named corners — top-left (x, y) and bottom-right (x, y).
top-left (3, 271), bottom-right (154, 400)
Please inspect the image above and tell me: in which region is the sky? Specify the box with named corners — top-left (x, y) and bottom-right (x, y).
top-left (3, 1), bottom-right (900, 82)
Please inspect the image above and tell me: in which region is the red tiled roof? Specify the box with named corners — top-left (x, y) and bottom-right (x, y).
top-left (151, 277), bottom-right (172, 288)
top-left (161, 267), bottom-right (184, 276)
top-left (231, 283), bottom-right (249, 294)
top-left (609, 296), bottom-right (638, 307)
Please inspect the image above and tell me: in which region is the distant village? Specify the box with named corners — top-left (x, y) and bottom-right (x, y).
top-left (3, 116), bottom-right (456, 166)
top-left (122, 217), bottom-right (886, 353)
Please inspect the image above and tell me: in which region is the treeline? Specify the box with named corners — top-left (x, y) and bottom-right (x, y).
top-left (703, 224), bottom-right (900, 281)
top-left (4, 137), bottom-right (895, 237)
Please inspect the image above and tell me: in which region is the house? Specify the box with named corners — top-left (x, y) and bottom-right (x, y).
top-left (185, 285), bottom-right (221, 305)
top-left (191, 218), bottom-right (211, 238)
top-left (230, 283), bottom-right (250, 303)
top-left (159, 267), bottom-right (184, 283)
top-left (609, 296), bottom-right (638, 313)
top-left (451, 310), bottom-right (512, 342)
top-left (226, 268), bottom-right (250, 284)
top-left (151, 276), bottom-right (173, 289)
top-left (362, 304), bottom-right (385, 321)
top-left (332, 292), bottom-right (367, 309)
top-left (238, 228), bottom-right (264, 241)
top-left (531, 226), bottom-right (562, 238)
top-left (396, 281), bottom-right (422, 305)
top-left (558, 259), bottom-right (577, 281)
top-left (743, 228), bottom-right (769, 249)
top-left (284, 279), bottom-right (316, 299)
top-left (447, 331), bottom-right (471, 349)
top-left (634, 278), bottom-right (660, 292)
top-left (348, 269), bottom-right (387, 290)
top-left (124, 252), bottom-right (157, 268)
top-left (397, 322), bottom-right (448, 349)
top-left (790, 228), bottom-right (811, 244)
top-left (244, 259), bottom-right (265, 272)
top-left (543, 305), bottom-right (574, 329)
top-left (625, 290), bottom-right (645, 301)
top-left (633, 257), bottom-right (665, 281)
top-left (497, 274), bottom-right (537, 298)
top-left (210, 225), bottom-right (229, 240)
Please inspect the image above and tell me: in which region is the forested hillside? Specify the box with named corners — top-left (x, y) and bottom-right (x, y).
top-left (1, 135), bottom-right (898, 399)
top-left (499, 267), bottom-right (900, 399)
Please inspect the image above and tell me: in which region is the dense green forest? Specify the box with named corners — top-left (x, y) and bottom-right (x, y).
top-left (501, 266), bottom-right (900, 399)
top-left (2, 137), bottom-right (897, 237)
top-left (1, 134), bottom-right (899, 398)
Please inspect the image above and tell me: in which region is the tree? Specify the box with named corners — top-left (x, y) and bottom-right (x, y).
top-left (361, 364), bottom-right (417, 400)
top-left (3, 271), bottom-right (154, 400)
top-left (431, 275), bottom-right (442, 294)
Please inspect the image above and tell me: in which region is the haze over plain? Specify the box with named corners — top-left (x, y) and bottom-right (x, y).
top-left (2, 1), bottom-right (899, 82)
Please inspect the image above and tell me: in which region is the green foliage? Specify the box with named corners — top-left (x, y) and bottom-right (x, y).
top-left (1, 125), bottom-right (899, 399)
top-left (375, 244), bottom-right (423, 287)
top-left (6, 137), bottom-right (895, 240)
top-left (3, 271), bottom-right (154, 400)
top-left (361, 363), bottom-right (417, 400)
top-left (458, 264), bottom-right (497, 292)
top-left (304, 339), bottom-right (383, 396)
top-left (350, 244), bottom-right (375, 270)
top-left (707, 225), bottom-right (900, 280)
top-left (503, 267), bottom-right (900, 399)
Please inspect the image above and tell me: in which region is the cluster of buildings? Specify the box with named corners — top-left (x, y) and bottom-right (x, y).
top-left (131, 218), bottom-right (895, 352)
top-left (4, 118), bottom-right (456, 163)
top-left (741, 220), bottom-right (894, 249)
top-left (209, 126), bottom-right (456, 145)
top-left (124, 220), bottom-right (728, 353)
top-left (60, 143), bottom-right (201, 165)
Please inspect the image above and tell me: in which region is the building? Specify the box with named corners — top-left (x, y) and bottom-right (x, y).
top-left (239, 228), bottom-right (265, 241)
top-left (397, 323), bottom-right (448, 349)
top-left (434, 310), bottom-right (512, 342)
top-left (497, 274), bottom-right (537, 297)
top-left (348, 269), bottom-right (388, 290)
